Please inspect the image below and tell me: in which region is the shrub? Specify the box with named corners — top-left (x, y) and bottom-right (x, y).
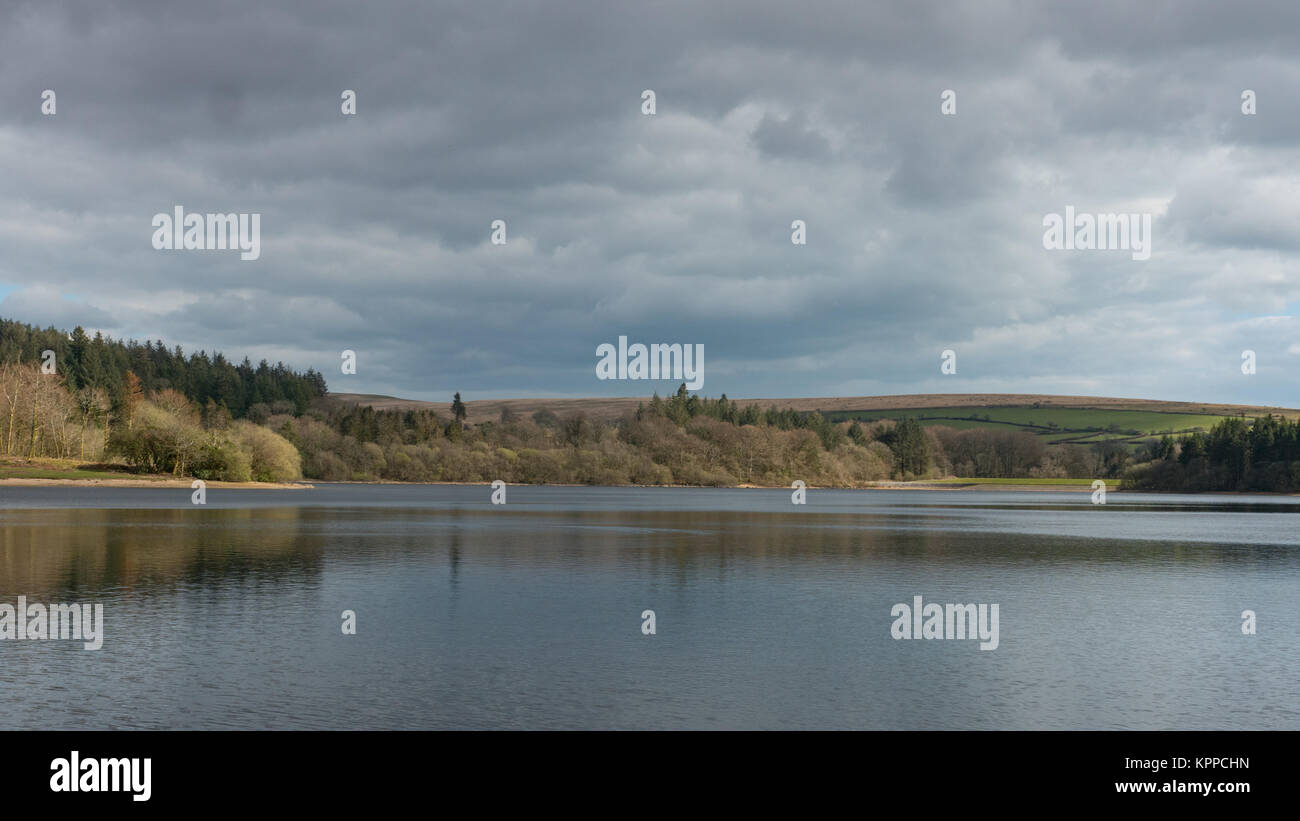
top-left (231, 420), bottom-right (302, 481)
top-left (193, 439), bottom-right (253, 482)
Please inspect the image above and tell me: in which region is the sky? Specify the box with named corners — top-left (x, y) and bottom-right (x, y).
top-left (1, 0), bottom-right (1299, 406)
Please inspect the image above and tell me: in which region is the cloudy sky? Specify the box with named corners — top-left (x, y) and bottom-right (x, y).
top-left (2, 0), bottom-right (1299, 406)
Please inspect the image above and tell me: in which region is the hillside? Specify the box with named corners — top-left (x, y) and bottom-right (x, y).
top-left (330, 392), bottom-right (1300, 434)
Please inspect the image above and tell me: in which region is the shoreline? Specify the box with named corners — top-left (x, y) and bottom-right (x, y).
top-left (304, 479), bottom-right (1103, 491)
top-left (4, 476), bottom-right (1294, 495)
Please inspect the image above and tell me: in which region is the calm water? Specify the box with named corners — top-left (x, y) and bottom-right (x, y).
top-left (1, 484), bottom-right (1297, 730)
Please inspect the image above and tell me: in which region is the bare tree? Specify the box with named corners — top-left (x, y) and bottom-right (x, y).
top-left (0, 362), bottom-right (23, 456)
top-left (76, 387), bottom-right (112, 461)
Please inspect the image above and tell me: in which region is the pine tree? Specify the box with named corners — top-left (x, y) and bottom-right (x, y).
top-left (451, 392), bottom-right (467, 428)
top-left (848, 420), bottom-right (867, 446)
top-left (891, 417), bottom-right (930, 478)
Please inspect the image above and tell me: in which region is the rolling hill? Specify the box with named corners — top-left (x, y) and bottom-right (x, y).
top-left (329, 392), bottom-right (1300, 446)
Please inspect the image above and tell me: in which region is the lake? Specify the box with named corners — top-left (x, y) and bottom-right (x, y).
top-left (1, 484), bottom-right (1296, 729)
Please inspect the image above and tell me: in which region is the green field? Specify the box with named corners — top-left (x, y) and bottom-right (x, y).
top-left (0, 466), bottom-right (140, 480)
top-left (0, 457), bottom-right (151, 481)
top-left (827, 406), bottom-right (1234, 445)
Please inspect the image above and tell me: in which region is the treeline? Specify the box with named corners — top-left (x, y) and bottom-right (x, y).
top-left (265, 385), bottom-right (1126, 486)
top-left (7, 315), bottom-right (1293, 491)
top-left (0, 318), bottom-right (327, 419)
top-left (0, 360), bottom-right (302, 481)
top-left (0, 317), bottom-right (322, 479)
top-left (104, 383), bottom-right (1298, 490)
top-left (270, 394), bottom-right (892, 485)
top-left (1126, 416), bottom-right (1300, 492)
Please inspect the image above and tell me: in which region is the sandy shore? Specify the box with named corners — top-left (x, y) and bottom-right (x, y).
top-left (316, 479), bottom-right (1103, 491)
top-left (864, 481), bottom-right (1097, 492)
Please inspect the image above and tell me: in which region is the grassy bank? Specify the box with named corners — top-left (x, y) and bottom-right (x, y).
top-left (0, 457), bottom-right (309, 488)
top-left (0, 457), bottom-right (144, 481)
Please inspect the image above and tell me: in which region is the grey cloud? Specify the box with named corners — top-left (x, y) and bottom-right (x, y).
top-left (0, 0), bottom-right (1298, 406)
top-left (751, 111), bottom-right (832, 161)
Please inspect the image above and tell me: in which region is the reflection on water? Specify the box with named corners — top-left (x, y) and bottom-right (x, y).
top-left (0, 507), bottom-right (325, 596)
top-left (0, 485), bottom-right (1296, 729)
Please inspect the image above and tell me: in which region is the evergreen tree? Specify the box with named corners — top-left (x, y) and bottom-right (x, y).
top-left (451, 392), bottom-right (467, 428)
top-left (891, 417), bottom-right (931, 478)
top-left (848, 420), bottom-right (867, 446)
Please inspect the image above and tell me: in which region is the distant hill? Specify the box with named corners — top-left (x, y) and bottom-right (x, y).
top-left (330, 392), bottom-right (1300, 436)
